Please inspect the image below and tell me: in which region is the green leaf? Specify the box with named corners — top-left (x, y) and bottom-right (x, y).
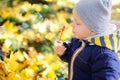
top-left (37, 66), bottom-right (46, 74)
top-left (10, 38), bottom-right (20, 52)
top-left (40, 45), bottom-right (53, 53)
top-left (0, 15), bottom-right (3, 23)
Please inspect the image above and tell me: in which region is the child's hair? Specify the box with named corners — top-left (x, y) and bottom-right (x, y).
top-left (74, 0), bottom-right (112, 34)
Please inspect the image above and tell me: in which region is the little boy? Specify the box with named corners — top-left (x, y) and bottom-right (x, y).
top-left (54, 0), bottom-right (120, 80)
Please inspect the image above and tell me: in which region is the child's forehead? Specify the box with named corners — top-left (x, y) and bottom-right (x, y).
top-left (73, 9), bottom-right (81, 20)
top-left (73, 10), bottom-right (79, 21)
top-left (73, 9), bottom-right (78, 18)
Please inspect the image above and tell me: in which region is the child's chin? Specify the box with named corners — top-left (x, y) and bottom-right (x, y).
top-left (73, 35), bottom-right (80, 39)
top-left (74, 36), bottom-right (84, 40)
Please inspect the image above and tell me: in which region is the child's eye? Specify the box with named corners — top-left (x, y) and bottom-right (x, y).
top-left (75, 21), bottom-right (81, 25)
top-left (74, 20), bottom-right (81, 25)
top-left (76, 23), bottom-right (81, 25)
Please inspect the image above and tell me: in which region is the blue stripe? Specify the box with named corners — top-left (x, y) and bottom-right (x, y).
top-left (91, 38), bottom-right (95, 43)
top-left (117, 31), bottom-right (120, 49)
top-left (109, 34), bottom-right (114, 50)
top-left (100, 36), bottom-right (106, 48)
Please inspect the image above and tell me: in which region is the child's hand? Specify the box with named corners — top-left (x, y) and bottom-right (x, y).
top-left (54, 39), bottom-right (66, 56)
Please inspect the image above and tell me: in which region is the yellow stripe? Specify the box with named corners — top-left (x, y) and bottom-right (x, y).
top-left (87, 39), bottom-right (91, 43)
top-left (104, 35), bottom-right (112, 50)
top-left (112, 32), bottom-right (118, 52)
top-left (94, 37), bottom-right (101, 46)
top-left (118, 31), bottom-right (120, 50)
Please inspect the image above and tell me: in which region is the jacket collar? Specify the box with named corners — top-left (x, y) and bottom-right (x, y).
top-left (86, 30), bottom-right (120, 52)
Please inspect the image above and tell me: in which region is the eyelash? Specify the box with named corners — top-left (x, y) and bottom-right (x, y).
top-left (74, 21), bottom-right (80, 25)
top-left (73, 19), bottom-right (81, 25)
top-left (76, 22), bottom-right (80, 25)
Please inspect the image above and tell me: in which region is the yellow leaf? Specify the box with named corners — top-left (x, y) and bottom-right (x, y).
top-left (32, 4), bottom-right (42, 12)
top-left (45, 32), bottom-right (55, 40)
top-left (0, 60), bottom-right (11, 80)
top-left (47, 69), bottom-right (57, 80)
top-left (4, 52), bottom-right (20, 71)
top-left (6, 72), bottom-right (20, 80)
top-left (2, 20), bottom-right (19, 33)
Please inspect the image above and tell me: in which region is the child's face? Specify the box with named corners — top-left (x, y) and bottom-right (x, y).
top-left (72, 9), bottom-right (96, 39)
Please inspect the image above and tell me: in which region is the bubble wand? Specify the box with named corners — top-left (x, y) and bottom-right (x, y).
top-left (59, 26), bottom-right (65, 40)
top-left (55, 26), bottom-right (65, 44)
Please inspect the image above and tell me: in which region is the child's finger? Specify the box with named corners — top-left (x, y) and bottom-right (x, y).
top-left (56, 39), bottom-right (62, 43)
top-left (54, 39), bottom-right (63, 46)
top-left (53, 46), bottom-right (66, 55)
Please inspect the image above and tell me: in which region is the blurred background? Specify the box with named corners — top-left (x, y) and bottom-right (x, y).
top-left (0, 0), bottom-right (119, 80)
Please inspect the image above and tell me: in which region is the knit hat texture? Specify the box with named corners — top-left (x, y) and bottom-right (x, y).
top-left (74, 0), bottom-right (112, 34)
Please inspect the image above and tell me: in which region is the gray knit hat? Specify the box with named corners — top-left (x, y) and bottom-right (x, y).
top-left (74, 0), bottom-right (112, 34)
